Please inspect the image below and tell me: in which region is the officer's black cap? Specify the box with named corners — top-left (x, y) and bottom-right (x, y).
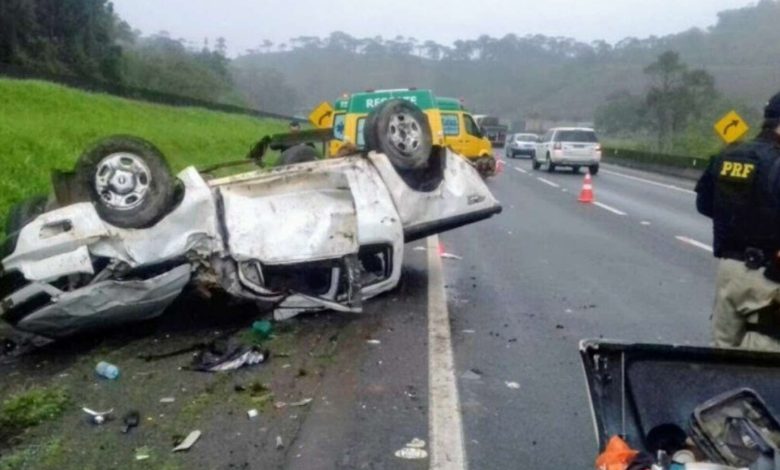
top-left (766, 91), bottom-right (780, 119)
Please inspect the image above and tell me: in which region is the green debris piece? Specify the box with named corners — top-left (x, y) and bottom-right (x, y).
top-left (252, 320), bottom-right (273, 340)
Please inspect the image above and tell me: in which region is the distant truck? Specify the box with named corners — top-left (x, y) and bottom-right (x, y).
top-left (473, 115), bottom-right (509, 148)
top-left (309, 89), bottom-right (497, 176)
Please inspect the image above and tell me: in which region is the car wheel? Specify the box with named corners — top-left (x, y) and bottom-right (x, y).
top-left (279, 144), bottom-right (319, 165)
top-left (572, 166), bottom-right (580, 174)
top-left (546, 155), bottom-right (556, 173)
top-left (2, 195), bottom-right (49, 257)
top-left (589, 164), bottom-right (600, 176)
top-left (364, 99), bottom-right (432, 170)
top-left (532, 158), bottom-right (541, 170)
top-left (76, 135), bottom-right (176, 229)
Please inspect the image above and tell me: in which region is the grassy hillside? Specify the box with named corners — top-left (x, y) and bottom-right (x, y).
top-left (0, 79), bottom-right (287, 229)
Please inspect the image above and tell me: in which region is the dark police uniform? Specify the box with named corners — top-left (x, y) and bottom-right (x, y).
top-left (696, 93), bottom-right (780, 350)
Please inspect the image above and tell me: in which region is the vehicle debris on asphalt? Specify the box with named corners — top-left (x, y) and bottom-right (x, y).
top-left (135, 446), bottom-right (151, 461)
top-left (251, 320), bottom-right (274, 340)
top-left (440, 252), bottom-right (463, 260)
top-left (95, 361), bottom-right (120, 380)
top-left (159, 397), bottom-right (175, 403)
top-left (394, 438), bottom-right (429, 460)
top-left (505, 381), bottom-right (520, 389)
top-left (247, 409), bottom-right (259, 420)
top-left (83, 407), bottom-right (114, 425)
top-left (121, 410), bottom-right (140, 433)
top-left (275, 398), bottom-right (313, 409)
top-left (461, 369), bottom-right (483, 381)
top-left (275, 435), bottom-right (284, 450)
top-left (189, 339), bottom-right (268, 372)
top-left (172, 430), bottom-right (202, 452)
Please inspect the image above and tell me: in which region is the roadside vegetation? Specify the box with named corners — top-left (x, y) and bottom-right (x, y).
top-left (0, 78), bottom-right (287, 228)
top-left (4, 0), bottom-right (779, 129)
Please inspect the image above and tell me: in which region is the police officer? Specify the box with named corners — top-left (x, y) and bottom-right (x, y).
top-left (696, 91), bottom-right (780, 351)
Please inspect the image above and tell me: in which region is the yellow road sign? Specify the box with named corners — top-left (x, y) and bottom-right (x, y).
top-left (714, 110), bottom-right (749, 144)
top-left (308, 101), bottom-right (335, 129)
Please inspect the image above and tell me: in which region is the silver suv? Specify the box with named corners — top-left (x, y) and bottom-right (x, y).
top-left (532, 128), bottom-right (601, 174)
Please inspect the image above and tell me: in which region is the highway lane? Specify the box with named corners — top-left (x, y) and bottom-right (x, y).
top-left (441, 160), bottom-right (717, 468)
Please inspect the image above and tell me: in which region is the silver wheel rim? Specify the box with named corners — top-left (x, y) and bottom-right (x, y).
top-left (94, 152), bottom-right (151, 211)
top-left (387, 112), bottom-right (423, 155)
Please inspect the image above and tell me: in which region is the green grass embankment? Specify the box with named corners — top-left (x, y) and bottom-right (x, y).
top-left (0, 78), bottom-right (288, 227)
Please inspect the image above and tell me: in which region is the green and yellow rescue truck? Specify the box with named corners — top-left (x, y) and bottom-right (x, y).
top-left (309, 89), bottom-right (496, 176)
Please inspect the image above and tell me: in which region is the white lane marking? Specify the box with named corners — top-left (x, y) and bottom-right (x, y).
top-left (514, 166), bottom-right (528, 174)
top-left (675, 236), bottom-right (713, 253)
top-left (426, 236), bottom-right (467, 470)
top-left (602, 169), bottom-right (696, 195)
top-left (593, 201), bottom-right (628, 216)
top-left (536, 177), bottom-right (560, 188)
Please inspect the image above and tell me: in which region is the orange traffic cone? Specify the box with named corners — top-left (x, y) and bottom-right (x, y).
top-left (578, 171), bottom-right (595, 203)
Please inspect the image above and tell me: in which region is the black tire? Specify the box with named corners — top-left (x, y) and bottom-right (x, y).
top-left (546, 155), bottom-right (556, 173)
top-left (279, 144), bottom-right (319, 165)
top-left (75, 135), bottom-right (175, 229)
top-left (3, 195), bottom-right (48, 257)
top-left (532, 159), bottom-right (541, 170)
top-left (363, 101), bottom-right (389, 153)
top-left (364, 99), bottom-right (432, 170)
top-left (572, 166), bottom-right (581, 174)
top-left (589, 164), bottom-right (600, 176)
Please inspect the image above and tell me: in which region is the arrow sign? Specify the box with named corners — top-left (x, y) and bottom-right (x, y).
top-left (714, 111), bottom-right (749, 144)
top-left (318, 110), bottom-right (333, 126)
top-left (723, 119), bottom-right (739, 136)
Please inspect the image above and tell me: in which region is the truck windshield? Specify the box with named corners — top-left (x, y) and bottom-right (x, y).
top-left (464, 115), bottom-right (483, 138)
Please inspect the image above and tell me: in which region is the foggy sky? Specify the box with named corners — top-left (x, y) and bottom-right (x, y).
top-left (112, 0), bottom-right (757, 56)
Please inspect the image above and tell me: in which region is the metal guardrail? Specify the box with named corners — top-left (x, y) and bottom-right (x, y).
top-left (602, 147), bottom-right (709, 180)
top-left (0, 63), bottom-right (297, 122)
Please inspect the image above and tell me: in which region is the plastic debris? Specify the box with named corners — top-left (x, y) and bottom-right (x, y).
top-left (461, 370), bottom-right (482, 381)
top-left (247, 409), bottom-right (259, 419)
top-left (462, 329), bottom-right (476, 334)
top-left (413, 246), bottom-right (427, 252)
top-left (135, 446), bottom-right (151, 461)
top-left (173, 430), bottom-right (201, 452)
top-left (83, 407), bottom-right (114, 425)
top-left (252, 320), bottom-right (274, 340)
top-left (290, 398), bottom-right (313, 407)
top-left (505, 381), bottom-right (520, 390)
top-left (366, 339), bottom-right (381, 345)
top-left (275, 398), bottom-right (313, 409)
top-left (160, 397), bottom-right (175, 403)
top-left (407, 438), bottom-right (426, 449)
top-left (395, 438), bottom-right (429, 460)
top-left (121, 410), bottom-right (140, 433)
top-left (276, 435), bottom-right (284, 450)
top-left (440, 253), bottom-right (463, 260)
top-left (595, 436), bottom-right (638, 470)
top-left (190, 339), bottom-right (268, 372)
top-left (95, 361), bottom-right (120, 380)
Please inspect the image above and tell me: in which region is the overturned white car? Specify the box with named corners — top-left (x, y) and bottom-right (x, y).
top-left (0, 100), bottom-right (501, 338)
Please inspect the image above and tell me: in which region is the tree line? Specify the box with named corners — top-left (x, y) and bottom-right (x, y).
top-left (1, 0), bottom-right (779, 153)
